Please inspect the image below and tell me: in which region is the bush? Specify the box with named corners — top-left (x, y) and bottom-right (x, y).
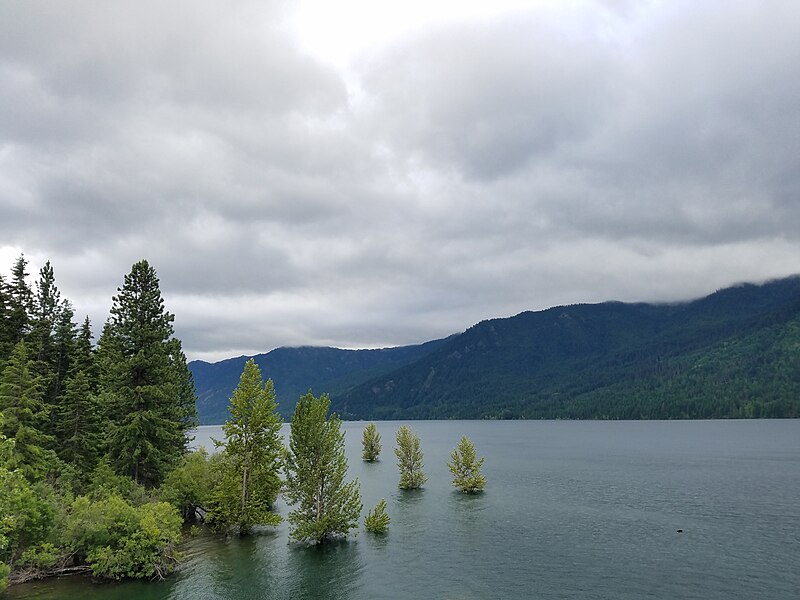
top-left (63, 495), bottom-right (182, 580)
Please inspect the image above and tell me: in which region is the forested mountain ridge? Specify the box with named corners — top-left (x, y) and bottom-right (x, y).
top-left (330, 276), bottom-right (800, 420)
top-left (192, 275), bottom-right (800, 423)
top-left (190, 338), bottom-right (450, 423)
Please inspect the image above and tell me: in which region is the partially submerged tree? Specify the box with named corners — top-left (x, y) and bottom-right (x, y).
top-left (364, 499), bottom-right (390, 534)
top-left (361, 422), bottom-right (381, 461)
top-left (447, 436), bottom-right (486, 493)
top-left (395, 426), bottom-right (426, 490)
top-left (207, 359), bottom-right (283, 533)
top-left (284, 392), bottom-right (361, 545)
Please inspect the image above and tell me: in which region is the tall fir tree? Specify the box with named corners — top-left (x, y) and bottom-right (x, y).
top-left (0, 341), bottom-right (56, 481)
top-left (207, 359), bottom-right (283, 533)
top-left (0, 273), bottom-right (13, 363)
top-left (6, 255), bottom-right (33, 350)
top-left (97, 260), bottom-right (197, 487)
top-left (284, 392), bottom-right (362, 545)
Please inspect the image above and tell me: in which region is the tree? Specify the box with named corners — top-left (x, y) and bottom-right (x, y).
top-left (364, 499), bottom-right (390, 534)
top-left (394, 425), bottom-right (426, 489)
top-left (207, 359), bottom-right (282, 533)
top-left (284, 392), bottom-right (361, 545)
top-left (57, 370), bottom-right (101, 470)
top-left (361, 422), bottom-right (381, 461)
top-left (0, 341), bottom-right (56, 481)
top-left (97, 260), bottom-right (196, 487)
top-left (6, 255), bottom-right (33, 350)
top-left (447, 436), bottom-right (486, 493)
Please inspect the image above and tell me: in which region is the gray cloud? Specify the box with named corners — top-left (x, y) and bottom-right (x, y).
top-left (1, 1), bottom-right (799, 361)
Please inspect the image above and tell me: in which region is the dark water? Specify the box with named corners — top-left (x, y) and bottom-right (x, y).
top-left (10, 420), bottom-right (800, 599)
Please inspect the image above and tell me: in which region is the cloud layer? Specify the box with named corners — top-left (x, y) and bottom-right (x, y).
top-left (1, 0), bottom-right (799, 361)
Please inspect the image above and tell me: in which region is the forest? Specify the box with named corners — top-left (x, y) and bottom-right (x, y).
top-left (0, 255), bottom-right (198, 588)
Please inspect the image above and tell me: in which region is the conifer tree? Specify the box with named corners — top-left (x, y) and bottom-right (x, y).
top-left (97, 260), bottom-right (196, 487)
top-left (0, 273), bottom-right (13, 363)
top-left (284, 392), bottom-right (362, 544)
top-left (447, 436), bottom-right (486, 493)
top-left (0, 341), bottom-right (56, 480)
top-left (6, 255), bottom-right (33, 349)
top-left (57, 370), bottom-right (101, 470)
top-left (395, 425), bottom-right (426, 489)
top-left (207, 359), bottom-right (283, 533)
top-left (361, 422), bottom-right (382, 461)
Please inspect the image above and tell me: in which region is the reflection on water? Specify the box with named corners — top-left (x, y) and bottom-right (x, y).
top-left (286, 540), bottom-right (364, 600)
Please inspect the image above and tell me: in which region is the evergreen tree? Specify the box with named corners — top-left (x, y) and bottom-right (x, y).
top-left (72, 317), bottom-right (97, 389)
top-left (0, 341), bottom-right (56, 481)
top-left (361, 422), bottom-right (381, 461)
top-left (207, 359), bottom-right (282, 533)
top-left (284, 392), bottom-right (362, 545)
top-left (57, 370), bottom-right (101, 470)
top-left (395, 425), bottom-right (426, 490)
top-left (0, 273), bottom-right (13, 364)
top-left (97, 260), bottom-right (196, 487)
top-left (6, 255), bottom-right (33, 350)
top-left (447, 436), bottom-right (486, 493)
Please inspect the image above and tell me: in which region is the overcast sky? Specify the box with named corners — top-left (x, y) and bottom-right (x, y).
top-left (1, 0), bottom-right (799, 362)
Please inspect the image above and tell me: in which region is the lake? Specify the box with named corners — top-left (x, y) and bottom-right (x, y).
top-left (9, 420), bottom-right (800, 599)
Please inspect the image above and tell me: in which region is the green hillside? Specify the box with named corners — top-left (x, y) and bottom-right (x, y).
top-left (329, 276), bottom-right (800, 420)
top-left (190, 339), bottom-right (449, 423)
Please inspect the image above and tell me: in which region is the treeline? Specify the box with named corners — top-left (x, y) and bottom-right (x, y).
top-left (0, 256), bottom-right (196, 588)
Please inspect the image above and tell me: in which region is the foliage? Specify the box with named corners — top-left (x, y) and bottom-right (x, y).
top-left (0, 561), bottom-right (8, 592)
top-left (361, 422), bottom-right (381, 461)
top-left (86, 457), bottom-right (148, 505)
top-left (447, 436), bottom-right (486, 493)
top-left (160, 448), bottom-right (213, 522)
top-left (284, 392), bottom-right (362, 545)
top-left (364, 499), bottom-right (390, 534)
top-left (62, 495), bottom-right (182, 580)
top-left (207, 359), bottom-right (283, 533)
top-left (0, 341), bottom-right (57, 480)
top-left (395, 426), bottom-right (426, 489)
top-left (97, 259), bottom-right (197, 487)
top-left (57, 369), bottom-right (101, 470)
top-left (0, 463), bottom-right (55, 570)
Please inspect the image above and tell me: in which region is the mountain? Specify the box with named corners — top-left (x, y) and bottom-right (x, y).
top-left (329, 276), bottom-right (800, 420)
top-left (189, 338), bottom-right (449, 424)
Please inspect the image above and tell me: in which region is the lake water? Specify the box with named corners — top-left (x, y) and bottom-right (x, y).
top-left (10, 420), bottom-right (800, 599)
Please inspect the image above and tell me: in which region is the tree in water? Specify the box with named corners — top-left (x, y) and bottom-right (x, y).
top-left (97, 260), bottom-right (196, 487)
top-left (395, 425), bottom-right (426, 489)
top-left (207, 359), bottom-right (282, 533)
top-left (284, 392), bottom-right (361, 544)
top-left (447, 436), bottom-right (486, 493)
top-left (361, 422), bottom-right (381, 461)
top-left (364, 499), bottom-right (390, 534)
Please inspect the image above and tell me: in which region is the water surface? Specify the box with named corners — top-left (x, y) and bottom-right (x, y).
top-left (11, 420), bottom-right (800, 599)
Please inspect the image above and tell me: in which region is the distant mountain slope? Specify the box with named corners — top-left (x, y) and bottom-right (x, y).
top-left (329, 276), bottom-right (800, 420)
top-left (190, 338), bottom-right (449, 424)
